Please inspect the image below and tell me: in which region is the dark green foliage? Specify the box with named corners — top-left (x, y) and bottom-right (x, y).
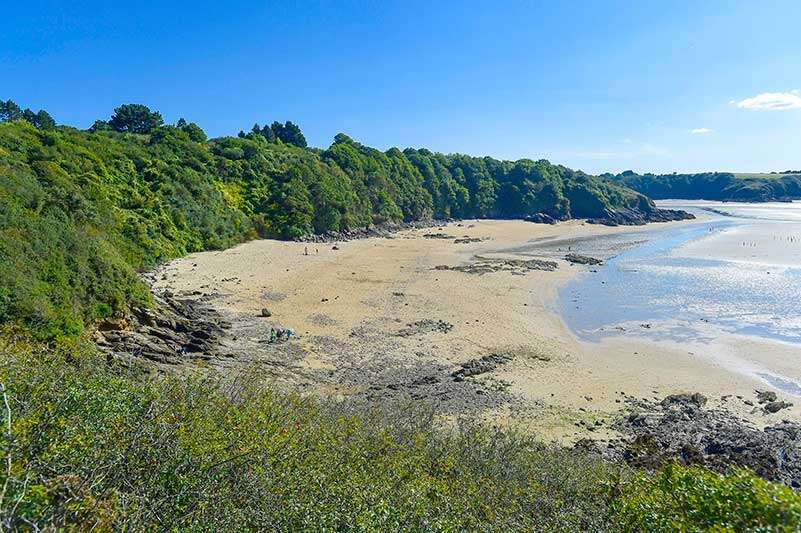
top-left (324, 135), bottom-right (430, 224)
top-left (0, 113), bottom-right (648, 339)
top-left (33, 110), bottom-right (56, 130)
top-left (107, 103), bottom-right (164, 134)
top-left (612, 170), bottom-right (801, 201)
top-left (0, 121), bottom-right (249, 339)
top-left (0, 100), bottom-right (56, 130)
top-left (260, 123), bottom-right (276, 142)
top-left (271, 120), bottom-right (307, 147)
top-left (176, 118), bottom-right (207, 142)
top-left (0, 100), bottom-right (22, 122)
top-left (403, 149), bottom-right (647, 219)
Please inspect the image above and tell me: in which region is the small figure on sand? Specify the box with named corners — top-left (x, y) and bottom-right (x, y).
top-left (269, 327), bottom-right (295, 343)
top-left (304, 246), bottom-right (309, 256)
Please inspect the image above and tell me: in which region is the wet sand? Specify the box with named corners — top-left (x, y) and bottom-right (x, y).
top-left (152, 218), bottom-right (799, 440)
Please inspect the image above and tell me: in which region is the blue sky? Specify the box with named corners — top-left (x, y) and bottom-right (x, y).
top-left (2, 0), bottom-right (800, 174)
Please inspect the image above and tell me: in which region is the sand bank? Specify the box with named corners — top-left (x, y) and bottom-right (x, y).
top-left (152, 218), bottom-right (799, 440)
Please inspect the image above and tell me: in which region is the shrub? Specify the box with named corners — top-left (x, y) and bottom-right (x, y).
top-left (0, 337), bottom-right (619, 530)
top-left (2, 338), bottom-right (800, 531)
top-left (614, 461), bottom-right (801, 531)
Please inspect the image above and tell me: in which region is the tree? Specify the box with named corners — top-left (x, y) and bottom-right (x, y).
top-left (89, 120), bottom-right (111, 132)
top-left (0, 100), bottom-right (22, 122)
top-left (181, 122), bottom-right (207, 143)
top-left (270, 121), bottom-right (285, 142)
top-left (282, 121), bottom-right (307, 147)
top-left (34, 110), bottom-right (56, 130)
top-left (13, 107), bottom-right (56, 130)
top-left (175, 117), bottom-right (206, 142)
top-left (260, 124), bottom-right (276, 142)
top-left (270, 121), bottom-right (307, 147)
top-left (22, 108), bottom-right (37, 124)
top-left (108, 104), bottom-right (164, 134)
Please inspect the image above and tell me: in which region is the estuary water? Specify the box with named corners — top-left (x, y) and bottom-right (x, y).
top-left (557, 200), bottom-right (801, 395)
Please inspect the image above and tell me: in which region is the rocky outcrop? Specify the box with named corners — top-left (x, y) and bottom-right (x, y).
top-left (434, 257), bottom-right (558, 275)
top-left (564, 253), bottom-right (603, 265)
top-left (94, 293), bottom-right (230, 365)
top-left (586, 207), bottom-right (695, 226)
top-left (602, 393), bottom-right (801, 488)
top-left (524, 213), bottom-right (559, 225)
top-left (451, 353), bottom-right (514, 382)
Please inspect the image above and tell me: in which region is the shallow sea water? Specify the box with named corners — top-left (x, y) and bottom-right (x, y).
top-left (556, 200), bottom-right (801, 394)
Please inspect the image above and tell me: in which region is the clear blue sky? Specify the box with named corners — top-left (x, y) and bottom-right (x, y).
top-left (3, 1), bottom-right (800, 174)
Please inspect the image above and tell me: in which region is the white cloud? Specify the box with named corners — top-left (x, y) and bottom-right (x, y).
top-left (734, 91), bottom-right (801, 111)
top-left (691, 127), bottom-right (713, 134)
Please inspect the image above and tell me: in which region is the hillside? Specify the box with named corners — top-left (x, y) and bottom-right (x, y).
top-left (1, 105), bottom-right (799, 530)
top-left (610, 170), bottom-right (801, 202)
top-left (0, 109), bottom-right (672, 340)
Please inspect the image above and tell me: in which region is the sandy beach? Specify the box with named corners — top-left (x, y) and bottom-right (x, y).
top-left (151, 218), bottom-right (800, 441)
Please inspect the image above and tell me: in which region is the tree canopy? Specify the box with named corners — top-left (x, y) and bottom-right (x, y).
top-left (0, 99), bottom-right (56, 129)
top-left (612, 170), bottom-right (801, 202)
top-left (0, 101), bottom-right (653, 339)
top-left (107, 103), bottom-right (164, 134)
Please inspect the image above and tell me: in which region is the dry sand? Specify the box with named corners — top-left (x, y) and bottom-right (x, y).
top-left (152, 219), bottom-right (799, 441)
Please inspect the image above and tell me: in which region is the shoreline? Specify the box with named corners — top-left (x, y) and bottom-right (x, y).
top-left (105, 216), bottom-right (799, 442)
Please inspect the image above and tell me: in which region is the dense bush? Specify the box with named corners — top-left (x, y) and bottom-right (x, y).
top-left (0, 338), bottom-right (798, 530)
top-left (614, 462), bottom-right (801, 531)
top-left (0, 121), bottom-right (249, 339)
top-left (0, 338), bottom-right (616, 530)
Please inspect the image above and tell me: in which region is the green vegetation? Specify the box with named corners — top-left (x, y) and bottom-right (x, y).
top-left (3, 101), bottom-right (797, 529)
top-left (611, 170), bottom-right (801, 202)
top-left (1, 339), bottom-right (799, 531)
top-left (0, 100), bottom-right (55, 131)
top-left (0, 102), bottom-right (654, 340)
top-left (615, 463), bottom-right (801, 531)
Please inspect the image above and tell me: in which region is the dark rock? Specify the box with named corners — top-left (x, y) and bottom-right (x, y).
top-left (452, 353), bottom-right (513, 381)
top-left (757, 390), bottom-right (778, 404)
top-left (524, 213), bottom-right (559, 224)
top-left (300, 220), bottom-right (449, 244)
top-left (602, 394), bottom-right (801, 488)
top-left (764, 401), bottom-right (792, 414)
top-left (397, 319), bottom-right (454, 337)
top-left (564, 253), bottom-right (603, 265)
top-left (260, 308), bottom-right (272, 317)
top-left (661, 392), bottom-right (707, 408)
top-left (586, 207), bottom-right (695, 226)
top-left (97, 291), bottom-right (227, 365)
top-left (190, 329), bottom-right (213, 340)
top-left (434, 257), bottom-right (557, 276)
